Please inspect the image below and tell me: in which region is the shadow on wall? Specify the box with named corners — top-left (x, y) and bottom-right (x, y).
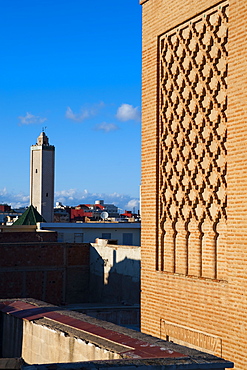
top-left (89, 247), bottom-right (140, 305)
top-left (0, 312), bottom-right (23, 358)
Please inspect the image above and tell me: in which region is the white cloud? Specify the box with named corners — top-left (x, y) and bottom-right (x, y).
top-left (55, 188), bottom-right (85, 201)
top-left (55, 189), bottom-right (140, 211)
top-left (0, 188), bottom-right (140, 212)
top-left (0, 188), bottom-right (29, 209)
top-left (18, 112), bottom-right (47, 125)
top-left (0, 187), bottom-right (7, 196)
top-left (116, 104), bottom-right (141, 122)
top-left (125, 199), bottom-right (140, 210)
top-left (65, 107), bottom-right (90, 122)
top-left (65, 102), bottom-right (105, 122)
top-left (94, 122), bottom-right (119, 132)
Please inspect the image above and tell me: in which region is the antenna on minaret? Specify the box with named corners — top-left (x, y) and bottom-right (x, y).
top-left (42, 126), bottom-right (47, 132)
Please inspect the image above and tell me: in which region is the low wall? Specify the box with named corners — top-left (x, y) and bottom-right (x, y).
top-left (0, 309), bottom-right (121, 364)
top-left (22, 319), bottom-right (121, 364)
top-left (90, 244), bottom-right (140, 304)
top-left (0, 242), bottom-right (140, 307)
top-left (0, 243), bottom-right (90, 305)
top-left (0, 230), bottom-right (57, 243)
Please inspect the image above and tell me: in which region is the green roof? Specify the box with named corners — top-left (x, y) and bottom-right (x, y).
top-left (13, 205), bottom-right (46, 225)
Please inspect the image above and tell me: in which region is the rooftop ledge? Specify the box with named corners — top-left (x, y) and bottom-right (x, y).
top-left (0, 298), bottom-right (233, 370)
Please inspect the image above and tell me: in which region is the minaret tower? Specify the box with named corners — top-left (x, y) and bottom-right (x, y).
top-left (30, 131), bottom-right (55, 222)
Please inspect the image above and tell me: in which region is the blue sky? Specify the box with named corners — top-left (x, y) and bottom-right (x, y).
top-left (0, 0), bottom-right (142, 211)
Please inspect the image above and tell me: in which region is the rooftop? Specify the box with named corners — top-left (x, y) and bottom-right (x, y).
top-left (0, 299), bottom-right (233, 370)
top-left (13, 205), bottom-right (46, 225)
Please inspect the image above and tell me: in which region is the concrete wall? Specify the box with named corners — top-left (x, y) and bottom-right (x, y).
top-left (90, 243), bottom-right (140, 304)
top-left (0, 242), bottom-right (90, 305)
top-left (38, 222), bottom-right (141, 246)
top-left (0, 308), bottom-right (120, 364)
top-left (22, 320), bottom-right (120, 364)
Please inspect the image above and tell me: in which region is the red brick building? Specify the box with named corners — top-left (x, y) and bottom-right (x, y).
top-left (0, 204), bottom-right (11, 212)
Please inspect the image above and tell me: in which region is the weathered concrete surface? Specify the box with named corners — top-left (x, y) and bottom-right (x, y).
top-left (22, 319), bottom-right (121, 364)
top-left (90, 244), bottom-right (140, 304)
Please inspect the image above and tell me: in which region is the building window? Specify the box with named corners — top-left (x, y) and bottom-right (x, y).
top-left (35, 169), bottom-right (38, 173)
top-left (123, 233), bottom-right (133, 246)
top-left (102, 233), bottom-right (111, 239)
top-left (46, 193), bottom-right (48, 197)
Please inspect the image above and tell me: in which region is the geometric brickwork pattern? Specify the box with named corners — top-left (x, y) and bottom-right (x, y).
top-left (157, 2), bottom-right (228, 279)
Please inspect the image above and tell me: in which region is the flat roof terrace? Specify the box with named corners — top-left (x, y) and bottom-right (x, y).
top-left (0, 299), bottom-right (233, 369)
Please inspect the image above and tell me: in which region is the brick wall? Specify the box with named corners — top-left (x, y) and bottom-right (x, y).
top-left (141, 0), bottom-right (247, 369)
top-left (0, 231), bottom-right (57, 243)
top-left (0, 243), bottom-right (90, 305)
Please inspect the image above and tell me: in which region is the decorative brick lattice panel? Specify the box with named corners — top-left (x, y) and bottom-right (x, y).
top-left (158, 2), bottom-right (228, 279)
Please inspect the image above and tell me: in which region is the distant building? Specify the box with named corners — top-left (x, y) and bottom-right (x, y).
top-left (30, 132), bottom-right (55, 222)
top-left (69, 204), bottom-right (93, 222)
top-left (38, 221), bottom-right (141, 246)
top-left (120, 210), bottom-right (140, 221)
top-left (61, 200), bottom-right (120, 222)
top-left (54, 202), bottom-right (70, 222)
top-left (86, 200), bottom-right (119, 219)
top-left (0, 204), bottom-right (26, 225)
top-left (0, 204), bottom-right (11, 212)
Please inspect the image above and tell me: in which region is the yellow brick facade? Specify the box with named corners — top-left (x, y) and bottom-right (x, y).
top-left (140, 0), bottom-right (247, 369)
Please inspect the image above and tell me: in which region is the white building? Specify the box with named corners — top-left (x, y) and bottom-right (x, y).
top-left (30, 132), bottom-right (55, 223)
top-left (37, 222), bottom-right (141, 246)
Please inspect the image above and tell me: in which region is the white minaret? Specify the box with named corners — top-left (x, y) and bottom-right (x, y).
top-left (30, 131), bottom-right (55, 222)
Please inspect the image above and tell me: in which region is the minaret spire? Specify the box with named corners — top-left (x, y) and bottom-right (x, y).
top-left (37, 131), bottom-right (49, 146)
